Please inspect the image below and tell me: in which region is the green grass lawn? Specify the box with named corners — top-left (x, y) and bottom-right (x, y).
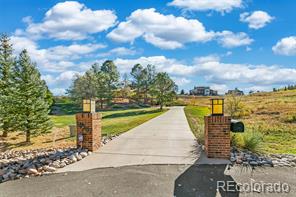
top-left (1, 107), bottom-right (167, 151)
top-left (184, 106), bottom-right (210, 143)
top-left (51, 108), bottom-right (167, 136)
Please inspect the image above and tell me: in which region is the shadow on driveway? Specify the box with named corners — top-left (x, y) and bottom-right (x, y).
top-left (174, 164), bottom-right (239, 197)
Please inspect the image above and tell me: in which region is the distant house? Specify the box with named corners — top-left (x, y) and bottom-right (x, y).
top-left (189, 86), bottom-right (218, 96)
top-left (226, 88), bottom-right (244, 96)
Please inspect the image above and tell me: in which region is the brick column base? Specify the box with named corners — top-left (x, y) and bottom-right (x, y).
top-left (76, 113), bottom-right (101, 152)
top-left (204, 116), bottom-right (231, 159)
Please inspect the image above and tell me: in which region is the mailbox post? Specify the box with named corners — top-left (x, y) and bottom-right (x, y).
top-left (205, 98), bottom-right (245, 159)
top-left (76, 99), bottom-right (101, 151)
top-left (204, 98), bottom-right (231, 159)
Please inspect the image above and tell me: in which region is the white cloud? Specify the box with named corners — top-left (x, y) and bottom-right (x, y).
top-left (245, 85), bottom-right (274, 92)
top-left (197, 61), bottom-right (296, 86)
top-left (107, 8), bottom-right (215, 49)
top-left (10, 36), bottom-right (104, 72)
top-left (113, 56), bottom-right (196, 75)
top-left (107, 55), bottom-right (296, 91)
top-left (51, 88), bottom-right (67, 96)
top-left (112, 55), bottom-right (296, 88)
top-left (42, 71), bottom-right (81, 95)
top-left (210, 84), bottom-right (229, 94)
top-left (99, 47), bottom-right (137, 57)
top-left (25, 1), bottom-right (117, 40)
top-left (272, 36), bottom-right (296, 56)
top-left (216, 31), bottom-right (253, 48)
top-left (45, 43), bottom-right (106, 61)
top-left (168, 0), bottom-right (243, 13)
top-left (246, 46), bottom-right (252, 51)
top-left (171, 77), bottom-right (191, 86)
top-left (194, 55), bottom-right (220, 64)
top-left (42, 71), bottom-right (80, 85)
top-left (240, 11), bottom-right (274, 29)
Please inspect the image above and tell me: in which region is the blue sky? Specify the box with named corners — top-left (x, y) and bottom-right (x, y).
top-left (1, 0), bottom-right (296, 95)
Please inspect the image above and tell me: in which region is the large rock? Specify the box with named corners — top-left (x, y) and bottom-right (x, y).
top-left (76, 154), bottom-right (82, 161)
top-left (80, 152), bottom-right (88, 158)
top-left (18, 169), bottom-right (27, 174)
top-left (27, 167), bottom-right (38, 175)
top-left (43, 166), bottom-right (56, 172)
top-left (59, 162), bottom-right (67, 168)
top-left (68, 154), bottom-right (77, 162)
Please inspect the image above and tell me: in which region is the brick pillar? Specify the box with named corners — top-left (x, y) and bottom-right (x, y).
top-left (76, 113), bottom-right (101, 151)
top-left (204, 116), bottom-right (231, 159)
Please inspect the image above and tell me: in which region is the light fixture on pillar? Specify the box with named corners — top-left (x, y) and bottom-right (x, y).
top-left (83, 99), bottom-right (96, 113)
top-left (210, 98), bottom-right (224, 116)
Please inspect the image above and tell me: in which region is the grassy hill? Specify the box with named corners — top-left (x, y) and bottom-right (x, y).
top-left (181, 90), bottom-right (296, 154)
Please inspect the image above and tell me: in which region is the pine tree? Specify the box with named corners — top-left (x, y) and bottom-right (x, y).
top-left (101, 60), bottom-right (119, 105)
top-left (131, 64), bottom-right (144, 102)
top-left (0, 34), bottom-right (15, 137)
top-left (150, 72), bottom-right (178, 110)
top-left (12, 50), bottom-right (52, 143)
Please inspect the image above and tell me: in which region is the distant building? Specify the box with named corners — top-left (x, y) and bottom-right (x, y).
top-left (226, 88), bottom-right (244, 96)
top-left (190, 86), bottom-right (218, 96)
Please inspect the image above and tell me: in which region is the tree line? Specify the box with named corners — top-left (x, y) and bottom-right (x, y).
top-left (0, 33), bottom-right (178, 142)
top-left (67, 61), bottom-right (178, 110)
top-left (0, 34), bottom-right (53, 142)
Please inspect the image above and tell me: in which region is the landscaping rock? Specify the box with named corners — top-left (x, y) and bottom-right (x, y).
top-left (0, 132), bottom-right (121, 183)
top-left (43, 166), bottom-right (56, 172)
top-left (80, 152), bottom-right (88, 158)
top-left (0, 169), bottom-right (5, 176)
top-left (68, 154), bottom-right (77, 162)
top-left (76, 155), bottom-right (82, 161)
top-left (230, 147), bottom-right (296, 169)
top-left (59, 162), bottom-right (67, 168)
top-left (27, 167), bottom-right (38, 175)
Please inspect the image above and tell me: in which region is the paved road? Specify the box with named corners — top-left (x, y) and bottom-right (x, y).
top-left (1, 165), bottom-right (295, 197)
top-left (59, 107), bottom-right (198, 172)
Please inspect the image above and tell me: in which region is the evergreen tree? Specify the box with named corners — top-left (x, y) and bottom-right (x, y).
top-left (0, 34), bottom-right (15, 137)
top-left (12, 50), bottom-right (52, 143)
top-left (130, 64), bottom-right (156, 104)
top-left (67, 71), bottom-right (98, 104)
top-left (46, 86), bottom-right (54, 108)
top-left (131, 64), bottom-right (144, 102)
top-left (100, 60), bottom-right (119, 105)
top-left (180, 89), bottom-right (185, 95)
top-left (142, 64), bottom-right (156, 104)
top-left (150, 72), bottom-right (178, 110)
top-left (120, 73), bottom-right (132, 99)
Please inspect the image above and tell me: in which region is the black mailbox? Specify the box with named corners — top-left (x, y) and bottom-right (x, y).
top-left (231, 119), bottom-right (244, 133)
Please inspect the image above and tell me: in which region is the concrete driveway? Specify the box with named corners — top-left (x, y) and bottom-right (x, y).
top-left (59, 107), bottom-right (198, 172)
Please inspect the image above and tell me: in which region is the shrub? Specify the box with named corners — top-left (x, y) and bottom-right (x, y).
top-left (285, 114), bottom-right (296, 123)
top-left (226, 94), bottom-right (249, 118)
top-left (112, 104), bottom-right (125, 109)
top-left (128, 103), bottom-right (141, 109)
top-left (231, 127), bottom-right (263, 153)
top-left (231, 133), bottom-right (243, 147)
top-left (168, 99), bottom-right (186, 106)
top-left (242, 131), bottom-right (263, 153)
top-left (139, 103), bottom-right (151, 108)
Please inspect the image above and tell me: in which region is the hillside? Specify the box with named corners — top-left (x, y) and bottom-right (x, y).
top-left (179, 90), bottom-right (296, 154)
